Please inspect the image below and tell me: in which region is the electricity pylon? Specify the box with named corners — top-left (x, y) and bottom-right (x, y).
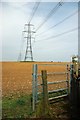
top-left (23, 23), bottom-right (35, 61)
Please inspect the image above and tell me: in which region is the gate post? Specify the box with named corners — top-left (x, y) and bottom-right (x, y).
top-left (70, 64), bottom-right (74, 103)
top-left (70, 63), bottom-right (80, 118)
top-left (66, 64), bottom-right (69, 95)
top-left (32, 64), bottom-right (38, 111)
top-left (41, 70), bottom-right (49, 116)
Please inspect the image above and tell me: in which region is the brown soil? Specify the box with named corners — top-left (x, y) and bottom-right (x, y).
top-left (2, 62), bottom-right (70, 97)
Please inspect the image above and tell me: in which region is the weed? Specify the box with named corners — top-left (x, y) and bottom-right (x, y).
top-left (16, 99), bottom-right (25, 106)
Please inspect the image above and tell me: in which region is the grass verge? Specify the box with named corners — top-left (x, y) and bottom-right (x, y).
top-left (2, 94), bottom-right (33, 119)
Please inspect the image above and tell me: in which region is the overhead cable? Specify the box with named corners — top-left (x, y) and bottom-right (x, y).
top-left (28, 0), bottom-right (41, 23)
top-left (35, 0), bottom-right (64, 32)
top-left (36, 10), bottom-right (79, 37)
top-left (35, 26), bottom-right (80, 42)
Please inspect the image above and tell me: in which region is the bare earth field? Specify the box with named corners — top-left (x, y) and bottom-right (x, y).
top-left (2, 62), bottom-right (70, 97)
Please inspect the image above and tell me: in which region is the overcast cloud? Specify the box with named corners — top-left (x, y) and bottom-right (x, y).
top-left (0, 1), bottom-right (79, 61)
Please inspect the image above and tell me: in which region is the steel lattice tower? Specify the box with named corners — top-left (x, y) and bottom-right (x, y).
top-left (23, 23), bottom-right (35, 61)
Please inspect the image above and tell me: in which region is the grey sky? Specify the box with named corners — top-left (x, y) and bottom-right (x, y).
top-left (1, 1), bottom-right (79, 61)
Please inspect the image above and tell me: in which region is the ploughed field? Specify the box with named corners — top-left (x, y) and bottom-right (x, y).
top-left (2, 62), bottom-right (70, 97)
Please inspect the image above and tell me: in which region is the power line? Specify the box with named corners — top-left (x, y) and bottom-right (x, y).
top-left (36, 10), bottom-right (79, 37)
top-left (28, 1), bottom-right (41, 23)
top-left (35, 0), bottom-right (64, 32)
top-left (35, 26), bottom-right (80, 42)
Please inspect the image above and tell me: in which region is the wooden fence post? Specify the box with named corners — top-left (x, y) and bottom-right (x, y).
top-left (41, 70), bottom-right (49, 116)
top-left (70, 64), bottom-right (80, 117)
top-left (70, 64), bottom-right (75, 103)
top-left (66, 64), bottom-right (69, 95)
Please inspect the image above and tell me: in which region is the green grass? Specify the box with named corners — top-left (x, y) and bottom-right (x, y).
top-left (2, 90), bottom-right (68, 119)
top-left (2, 94), bottom-right (33, 119)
